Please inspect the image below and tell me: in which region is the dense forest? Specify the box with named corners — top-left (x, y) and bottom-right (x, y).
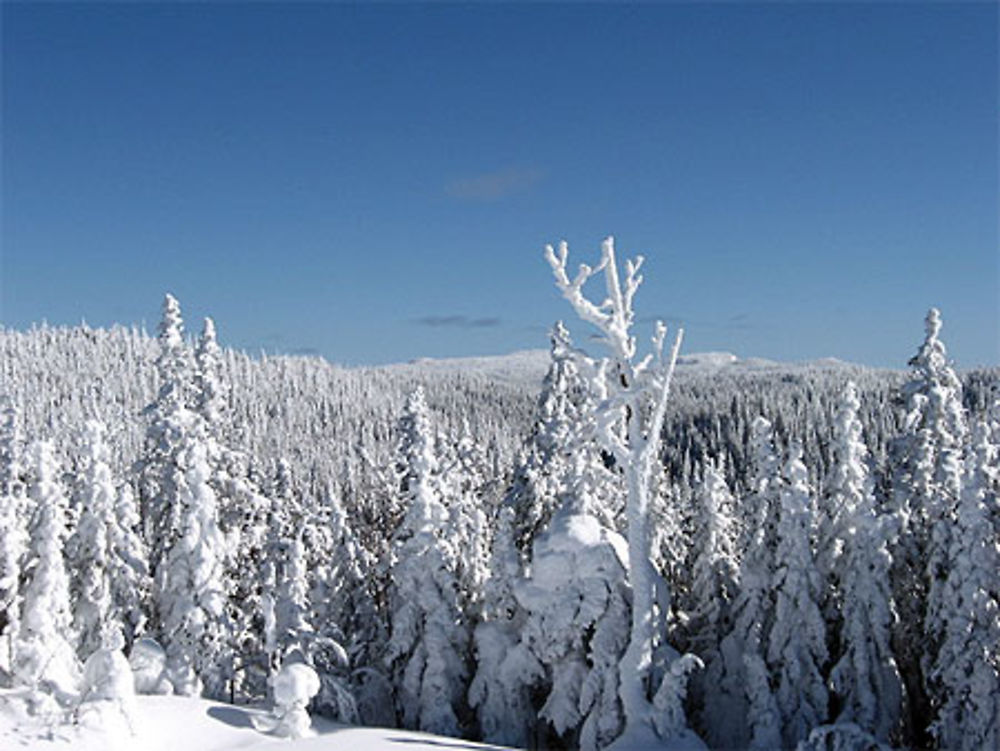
top-left (1, 253), bottom-right (997, 750)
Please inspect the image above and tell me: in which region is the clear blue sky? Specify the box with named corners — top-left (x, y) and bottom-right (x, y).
top-left (2, 2), bottom-right (997, 368)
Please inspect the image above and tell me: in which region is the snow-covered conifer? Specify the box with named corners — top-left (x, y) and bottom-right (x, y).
top-left (468, 506), bottom-right (542, 748)
top-left (0, 399), bottom-right (29, 682)
top-left (68, 420), bottom-right (119, 660)
top-left (194, 317), bottom-right (226, 432)
top-left (384, 388), bottom-right (469, 736)
top-left (889, 308), bottom-right (967, 743)
top-left (108, 482), bottom-right (149, 650)
top-left (723, 416), bottom-right (782, 749)
top-left (15, 441), bottom-right (80, 693)
top-left (827, 383), bottom-right (903, 744)
top-left (928, 419), bottom-right (1000, 750)
top-left (154, 433), bottom-right (231, 697)
top-left (686, 461), bottom-right (743, 749)
top-left (140, 293), bottom-right (195, 584)
top-left (767, 443), bottom-right (828, 748)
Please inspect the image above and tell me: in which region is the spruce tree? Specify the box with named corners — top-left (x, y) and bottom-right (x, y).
top-left (766, 443), bottom-right (827, 748)
top-left (928, 419), bottom-right (1000, 750)
top-left (384, 388), bottom-right (469, 736)
top-left (16, 441), bottom-right (80, 693)
top-left (827, 383), bottom-right (903, 744)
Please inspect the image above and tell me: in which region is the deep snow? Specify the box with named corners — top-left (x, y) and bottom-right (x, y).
top-left (0, 690), bottom-right (513, 751)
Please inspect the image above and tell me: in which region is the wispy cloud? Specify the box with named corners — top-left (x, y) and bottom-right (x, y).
top-left (445, 166), bottom-right (545, 201)
top-left (413, 315), bottom-right (501, 328)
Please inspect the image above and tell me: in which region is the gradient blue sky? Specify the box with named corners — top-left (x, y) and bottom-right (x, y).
top-left (2, 2), bottom-right (997, 367)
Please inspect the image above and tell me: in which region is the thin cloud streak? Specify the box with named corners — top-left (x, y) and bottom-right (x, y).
top-left (445, 167), bottom-right (545, 201)
top-left (413, 315), bottom-right (501, 329)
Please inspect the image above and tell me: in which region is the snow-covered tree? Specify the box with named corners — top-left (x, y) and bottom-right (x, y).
top-left (686, 461), bottom-right (744, 749)
top-left (384, 388), bottom-right (470, 736)
top-left (468, 506), bottom-right (542, 748)
top-left (140, 293), bottom-right (195, 585)
top-left (545, 236), bottom-right (703, 749)
top-left (889, 308), bottom-right (967, 744)
top-left (508, 321), bottom-right (615, 555)
top-left (0, 399), bottom-right (29, 682)
top-left (515, 440), bottom-right (631, 751)
top-left (108, 482), bottom-right (149, 649)
top-left (68, 420), bottom-right (119, 660)
top-left (154, 432), bottom-right (231, 697)
top-left (15, 441), bottom-right (80, 693)
top-left (724, 416), bottom-right (782, 749)
top-left (767, 443), bottom-right (828, 748)
top-left (194, 317), bottom-right (226, 432)
top-left (927, 418), bottom-right (1000, 750)
top-left (826, 383), bottom-right (903, 744)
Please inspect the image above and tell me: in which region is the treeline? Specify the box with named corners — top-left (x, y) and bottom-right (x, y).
top-left (0, 297), bottom-right (997, 750)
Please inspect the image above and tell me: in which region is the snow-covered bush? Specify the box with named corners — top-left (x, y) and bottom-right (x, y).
top-left (270, 661), bottom-right (320, 739)
top-left (129, 637), bottom-right (170, 695)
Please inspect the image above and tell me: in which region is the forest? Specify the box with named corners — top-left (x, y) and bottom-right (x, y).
top-left (0, 240), bottom-right (997, 751)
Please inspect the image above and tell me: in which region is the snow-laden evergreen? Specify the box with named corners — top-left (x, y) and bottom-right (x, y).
top-left (685, 461), bottom-right (743, 750)
top-left (1, 287), bottom-right (998, 749)
top-left (724, 416), bottom-right (782, 749)
top-left (826, 382), bottom-right (903, 744)
top-left (15, 441), bottom-right (80, 693)
top-left (468, 506), bottom-right (541, 748)
top-left (68, 420), bottom-right (121, 660)
top-left (154, 429), bottom-right (231, 697)
top-left (928, 418), bottom-right (1000, 750)
top-left (383, 388), bottom-right (469, 737)
top-left (0, 399), bottom-right (29, 683)
top-left (514, 444), bottom-right (631, 751)
top-left (767, 443), bottom-right (828, 748)
top-left (889, 308), bottom-right (967, 743)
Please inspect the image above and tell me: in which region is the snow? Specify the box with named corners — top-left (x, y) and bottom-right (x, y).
top-left (0, 691), bottom-right (514, 751)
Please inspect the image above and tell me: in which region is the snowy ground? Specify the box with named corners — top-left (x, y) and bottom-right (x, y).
top-left (0, 691), bottom-right (513, 751)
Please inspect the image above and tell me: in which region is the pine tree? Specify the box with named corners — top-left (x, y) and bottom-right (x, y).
top-left (827, 382), bottom-right (903, 744)
top-left (928, 419), bottom-right (1000, 750)
top-left (889, 308), bottom-right (967, 744)
top-left (141, 293), bottom-right (195, 589)
top-left (68, 420), bottom-right (119, 660)
top-left (724, 416), bottom-right (782, 749)
top-left (384, 388), bottom-right (469, 736)
top-left (108, 482), bottom-right (149, 650)
top-left (468, 506), bottom-right (543, 748)
top-left (0, 399), bottom-right (29, 683)
top-left (15, 441), bottom-right (80, 693)
top-left (515, 439), bottom-right (632, 751)
top-left (155, 433), bottom-right (231, 697)
top-left (686, 461), bottom-right (744, 749)
top-left (766, 443), bottom-right (828, 748)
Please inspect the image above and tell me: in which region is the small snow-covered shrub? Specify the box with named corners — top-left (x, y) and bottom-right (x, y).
top-left (129, 637), bottom-right (171, 695)
top-left (271, 662), bottom-right (320, 739)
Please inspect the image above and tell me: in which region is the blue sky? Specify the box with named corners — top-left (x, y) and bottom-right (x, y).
top-left (2, 2), bottom-right (997, 367)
